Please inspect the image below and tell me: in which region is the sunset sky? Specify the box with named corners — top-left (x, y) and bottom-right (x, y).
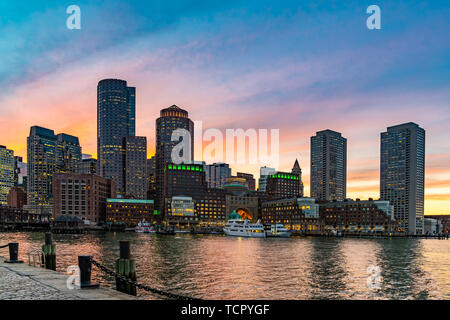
top-left (0, 1), bottom-right (449, 215)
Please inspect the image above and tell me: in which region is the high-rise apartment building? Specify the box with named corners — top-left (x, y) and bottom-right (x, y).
top-left (310, 130), bottom-right (347, 201)
top-left (206, 163), bottom-right (231, 188)
top-left (155, 105), bottom-right (194, 211)
top-left (97, 79), bottom-right (136, 196)
top-left (0, 146), bottom-right (14, 205)
top-left (56, 133), bottom-right (82, 173)
top-left (123, 136), bottom-right (147, 199)
top-left (380, 122), bottom-right (425, 235)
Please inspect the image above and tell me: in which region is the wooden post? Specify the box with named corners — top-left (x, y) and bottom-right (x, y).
top-left (42, 232), bottom-right (56, 270)
top-left (115, 241), bottom-right (136, 295)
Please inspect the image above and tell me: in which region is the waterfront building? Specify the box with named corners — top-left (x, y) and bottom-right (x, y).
top-left (237, 172), bottom-right (256, 191)
top-left (156, 105), bottom-right (194, 211)
top-left (258, 166), bottom-right (276, 192)
top-left (7, 187), bottom-right (27, 209)
top-left (0, 146), bottom-right (14, 205)
top-left (56, 133), bottom-right (82, 173)
top-left (223, 177), bottom-right (259, 221)
top-left (380, 122), bottom-right (425, 235)
top-left (13, 156), bottom-right (27, 190)
top-left (97, 79), bottom-right (136, 196)
top-left (163, 163), bottom-right (207, 205)
top-left (265, 171), bottom-right (301, 200)
top-left (424, 218), bottom-right (441, 235)
top-left (310, 130), bottom-right (347, 201)
top-left (319, 199), bottom-right (394, 234)
top-left (261, 197), bottom-right (323, 234)
top-left (123, 136), bottom-right (147, 199)
top-left (53, 173), bottom-right (116, 225)
top-left (79, 158), bottom-right (97, 174)
top-left (425, 215), bottom-right (449, 234)
top-left (106, 198), bottom-right (154, 227)
top-left (206, 162), bottom-right (231, 188)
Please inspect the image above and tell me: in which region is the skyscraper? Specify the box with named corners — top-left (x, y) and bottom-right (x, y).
top-left (380, 122), bottom-right (425, 235)
top-left (56, 133), bottom-right (82, 173)
top-left (206, 162), bottom-right (231, 188)
top-left (124, 136), bottom-right (147, 199)
top-left (97, 79), bottom-right (135, 195)
top-left (155, 105), bottom-right (194, 211)
top-left (27, 126), bottom-right (82, 213)
top-left (0, 146), bottom-right (14, 205)
top-left (13, 156), bottom-right (27, 190)
top-left (310, 130), bottom-right (347, 201)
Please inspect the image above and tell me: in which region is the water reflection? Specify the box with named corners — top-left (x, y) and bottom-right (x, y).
top-left (0, 232), bottom-right (448, 300)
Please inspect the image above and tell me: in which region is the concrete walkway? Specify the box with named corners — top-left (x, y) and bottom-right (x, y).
top-left (0, 256), bottom-right (139, 300)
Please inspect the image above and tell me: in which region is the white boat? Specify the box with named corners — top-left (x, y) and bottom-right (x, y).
top-left (264, 224), bottom-right (291, 238)
top-left (223, 219), bottom-right (266, 238)
top-left (135, 221), bottom-right (156, 233)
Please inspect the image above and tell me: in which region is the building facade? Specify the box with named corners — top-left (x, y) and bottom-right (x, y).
top-left (27, 126), bottom-right (82, 213)
top-left (13, 156), bottom-right (27, 190)
top-left (310, 130), bottom-right (347, 201)
top-left (79, 158), bottom-right (97, 174)
top-left (97, 79), bottom-right (136, 196)
top-left (265, 171), bottom-right (301, 200)
top-left (7, 187), bottom-right (27, 209)
top-left (261, 197), bottom-right (323, 234)
top-left (123, 136), bottom-right (147, 199)
top-left (53, 173), bottom-right (115, 225)
top-left (206, 162), bottom-right (231, 188)
top-left (319, 199), bottom-right (394, 234)
top-left (380, 122), bottom-right (425, 235)
top-left (106, 198), bottom-right (154, 227)
top-left (258, 166), bottom-right (276, 192)
top-left (237, 172), bottom-right (256, 191)
top-left (155, 105), bottom-right (194, 211)
top-left (0, 146), bottom-right (14, 205)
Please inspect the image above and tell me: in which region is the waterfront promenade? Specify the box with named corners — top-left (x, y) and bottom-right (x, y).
top-left (0, 255), bottom-right (139, 300)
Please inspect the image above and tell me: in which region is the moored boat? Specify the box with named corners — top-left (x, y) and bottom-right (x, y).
top-left (264, 224), bottom-right (291, 238)
top-left (135, 221), bottom-right (156, 233)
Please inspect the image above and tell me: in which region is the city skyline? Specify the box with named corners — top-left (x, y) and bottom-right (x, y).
top-left (0, 1), bottom-right (449, 215)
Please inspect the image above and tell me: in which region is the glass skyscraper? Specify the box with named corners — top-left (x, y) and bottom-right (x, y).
top-left (27, 126), bottom-right (81, 212)
top-left (310, 130), bottom-right (347, 201)
top-left (0, 145), bottom-right (14, 205)
top-left (97, 79), bottom-right (136, 196)
top-left (380, 122), bottom-right (425, 235)
top-left (124, 136), bottom-right (147, 199)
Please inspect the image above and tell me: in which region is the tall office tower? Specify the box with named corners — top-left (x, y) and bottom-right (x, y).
top-left (146, 156), bottom-right (156, 199)
top-left (13, 156), bottom-right (27, 189)
top-left (380, 122), bottom-right (425, 235)
top-left (310, 130), bottom-right (347, 201)
top-left (27, 126), bottom-right (57, 209)
top-left (124, 136), bottom-right (147, 199)
top-left (56, 133), bottom-right (82, 173)
top-left (0, 146), bottom-right (14, 205)
top-left (27, 126), bottom-right (82, 213)
top-left (155, 105), bottom-right (194, 211)
top-left (291, 159), bottom-right (304, 196)
top-left (97, 79), bottom-right (135, 196)
top-left (206, 163), bottom-right (231, 188)
top-left (258, 166), bottom-right (276, 192)
top-left (237, 172), bottom-right (256, 191)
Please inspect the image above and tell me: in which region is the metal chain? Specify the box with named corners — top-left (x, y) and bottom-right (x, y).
top-left (0, 244), bottom-right (9, 249)
top-left (90, 258), bottom-right (199, 300)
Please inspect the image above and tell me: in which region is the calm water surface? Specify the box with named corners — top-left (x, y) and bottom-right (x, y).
top-left (0, 232), bottom-right (448, 300)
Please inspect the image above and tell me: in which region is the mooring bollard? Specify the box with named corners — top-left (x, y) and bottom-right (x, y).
top-left (42, 232), bottom-right (56, 270)
top-left (5, 243), bottom-right (23, 263)
top-left (78, 255), bottom-right (99, 288)
top-left (115, 240), bottom-right (136, 295)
